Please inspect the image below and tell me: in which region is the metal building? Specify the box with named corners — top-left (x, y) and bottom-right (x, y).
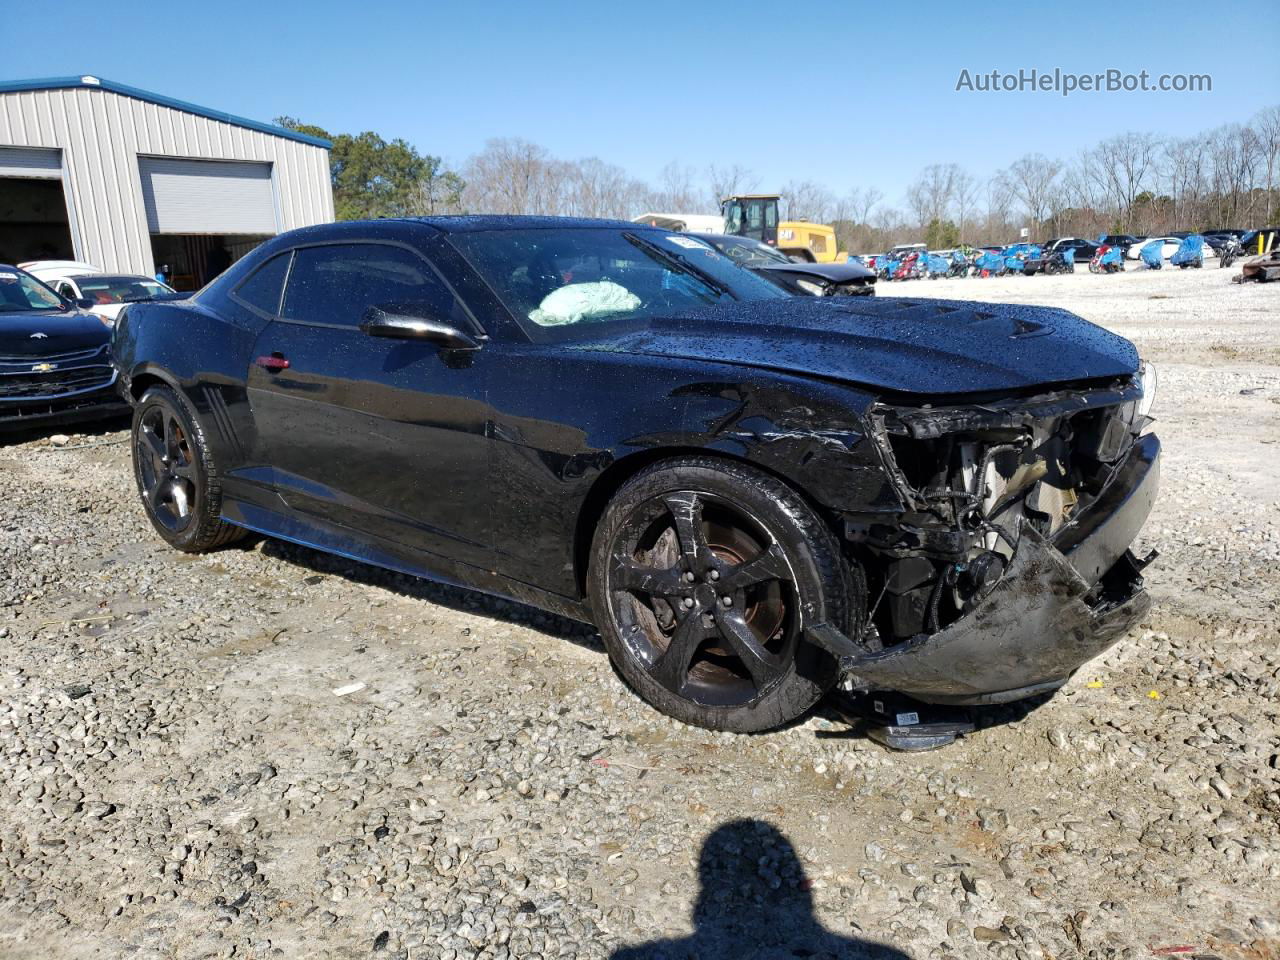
top-left (0, 75), bottom-right (334, 290)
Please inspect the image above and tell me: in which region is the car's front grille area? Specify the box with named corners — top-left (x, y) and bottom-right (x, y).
top-left (0, 364), bottom-right (115, 400)
top-left (0, 345), bottom-right (104, 364)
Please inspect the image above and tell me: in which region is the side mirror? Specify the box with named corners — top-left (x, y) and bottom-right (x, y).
top-left (74, 297), bottom-right (97, 310)
top-left (359, 306), bottom-right (481, 350)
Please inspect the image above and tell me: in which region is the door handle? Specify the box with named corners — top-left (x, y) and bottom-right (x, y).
top-left (255, 353), bottom-right (290, 372)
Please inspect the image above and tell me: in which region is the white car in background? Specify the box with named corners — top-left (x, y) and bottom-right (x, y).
top-left (1123, 238), bottom-right (1182, 261)
top-left (17, 261), bottom-right (175, 325)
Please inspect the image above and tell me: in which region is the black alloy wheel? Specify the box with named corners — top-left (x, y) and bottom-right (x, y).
top-left (135, 404), bottom-right (198, 533)
top-left (590, 457), bottom-right (860, 733)
top-left (608, 490), bottom-right (796, 706)
top-left (131, 385), bottom-right (245, 552)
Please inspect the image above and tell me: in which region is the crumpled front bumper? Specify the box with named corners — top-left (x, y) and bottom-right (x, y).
top-left (809, 433), bottom-right (1160, 705)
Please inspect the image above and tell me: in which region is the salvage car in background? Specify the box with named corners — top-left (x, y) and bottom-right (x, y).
top-left (45, 273), bottom-right (176, 325)
top-left (1125, 237), bottom-right (1181, 261)
top-left (112, 217), bottom-right (1160, 733)
top-left (1, 264), bottom-right (129, 431)
top-left (21, 261), bottom-right (177, 325)
top-left (693, 232), bottom-right (876, 296)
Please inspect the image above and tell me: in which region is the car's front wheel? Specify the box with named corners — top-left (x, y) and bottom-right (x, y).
top-left (131, 385), bottom-right (245, 552)
top-left (588, 457), bottom-right (862, 733)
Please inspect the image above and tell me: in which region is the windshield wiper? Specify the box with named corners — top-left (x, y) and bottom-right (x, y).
top-left (623, 233), bottom-right (735, 299)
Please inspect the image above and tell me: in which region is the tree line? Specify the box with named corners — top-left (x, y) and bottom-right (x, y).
top-left (280, 103), bottom-right (1278, 251)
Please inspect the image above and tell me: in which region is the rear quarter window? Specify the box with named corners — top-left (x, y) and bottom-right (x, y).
top-left (232, 253), bottom-right (291, 316)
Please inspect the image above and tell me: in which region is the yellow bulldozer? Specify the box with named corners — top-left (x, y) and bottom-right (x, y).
top-left (720, 194), bottom-right (847, 263)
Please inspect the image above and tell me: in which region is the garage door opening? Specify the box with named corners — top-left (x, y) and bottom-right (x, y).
top-left (0, 147), bottom-right (73, 265)
top-left (140, 156), bottom-right (279, 291)
top-left (150, 234), bottom-right (271, 291)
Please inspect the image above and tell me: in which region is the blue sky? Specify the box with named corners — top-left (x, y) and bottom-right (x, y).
top-left (7, 0), bottom-right (1276, 209)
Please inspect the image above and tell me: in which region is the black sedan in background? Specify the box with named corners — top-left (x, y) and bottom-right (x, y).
top-left (692, 232), bottom-right (876, 296)
top-left (112, 217), bottom-right (1159, 734)
top-left (1, 264), bottom-right (129, 432)
top-left (1025, 237), bottom-right (1109, 274)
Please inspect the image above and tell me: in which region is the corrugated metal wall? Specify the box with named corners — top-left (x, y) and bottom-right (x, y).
top-left (0, 86), bottom-right (333, 275)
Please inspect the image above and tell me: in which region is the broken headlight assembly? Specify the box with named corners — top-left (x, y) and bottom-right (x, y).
top-left (855, 376), bottom-right (1156, 647)
top-left (1134, 360), bottom-right (1157, 421)
top-left (794, 277), bottom-right (830, 297)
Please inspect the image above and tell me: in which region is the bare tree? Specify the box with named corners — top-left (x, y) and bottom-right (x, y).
top-left (846, 186), bottom-right (883, 227)
top-left (649, 162), bottom-right (701, 212)
top-left (1087, 133), bottom-right (1161, 231)
top-left (561, 157), bottom-right (652, 219)
top-left (997, 153), bottom-right (1062, 235)
top-left (780, 180), bottom-right (834, 221)
top-left (981, 178), bottom-right (1015, 242)
top-left (1257, 105), bottom-right (1280, 223)
top-left (408, 165), bottom-right (465, 215)
top-left (458, 103), bottom-right (1280, 235)
top-left (462, 137), bottom-right (568, 215)
top-left (706, 163), bottom-right (758, 210)
top-left (906, 164), bottom-right (961, 228)
top-left (1160, 135), bottom-right (1212, 233)
top-left (950, 170), bottom-right (978, 240)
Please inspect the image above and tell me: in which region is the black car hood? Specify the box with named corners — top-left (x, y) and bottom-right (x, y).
top-left (571, 297), bottom-right (1138, 396)
top-left (0, 308), bottom-right (108, 357)
top-left (752, 261), bottom-right (876, 283)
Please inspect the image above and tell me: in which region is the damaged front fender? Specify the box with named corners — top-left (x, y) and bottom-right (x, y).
top-left (808, 433), bottom-right (1160, 704)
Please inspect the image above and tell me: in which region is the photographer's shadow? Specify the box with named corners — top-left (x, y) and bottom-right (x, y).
top-left (611, 819), bottom-right (910, 960)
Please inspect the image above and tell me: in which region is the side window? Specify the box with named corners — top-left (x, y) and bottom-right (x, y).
top-left (282, 243), bottom-right (458, 328)
top-left (233, 253), bottom-right (291, 315)
top-left (57, 280), bottom-right (76, 298)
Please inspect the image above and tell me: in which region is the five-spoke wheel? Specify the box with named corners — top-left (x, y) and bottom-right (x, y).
top-left (608, 490), bottom-right (796, 706)
top-left (135, 405), bottom-right (197, 532)
top-left (590, 457), bottom-right (860, 733)
top-left (130, 385), bottom-right (245, 552)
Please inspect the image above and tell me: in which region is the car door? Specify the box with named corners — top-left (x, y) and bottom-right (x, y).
top-left (245, 240), bottom-right (493, 568)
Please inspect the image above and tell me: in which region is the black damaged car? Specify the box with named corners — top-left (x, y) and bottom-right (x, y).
top-left (1, 264), bottom-right (129, 433)
top-left (111, 217), bottom-right (1160, 733)
top-left (695, 232), bottom-right (877, 296)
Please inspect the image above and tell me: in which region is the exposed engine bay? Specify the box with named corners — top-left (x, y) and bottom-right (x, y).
top-left (849, 366), bottom-right (1157, 650)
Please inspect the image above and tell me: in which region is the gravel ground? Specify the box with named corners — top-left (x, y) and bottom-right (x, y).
top-left (1, 264), bottom-right (1277, 960)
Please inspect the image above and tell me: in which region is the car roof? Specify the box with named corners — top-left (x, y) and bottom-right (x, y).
top-left (18, 259), bottom-right (100, 272)
top-left (394, 215), bottom-right (659, 234)
top-left (71, 273), bottom-right (157, 281)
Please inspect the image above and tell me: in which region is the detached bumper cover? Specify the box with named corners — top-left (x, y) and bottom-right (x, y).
top-left (810, 433), bottom-right (1160, 704)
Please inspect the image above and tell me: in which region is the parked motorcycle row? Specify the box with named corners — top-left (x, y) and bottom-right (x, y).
top-left (861, 233), bottom-right (1218, 281)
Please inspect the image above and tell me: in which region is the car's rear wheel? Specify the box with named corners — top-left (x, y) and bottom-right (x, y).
top-left (131, 385), bottom-right (245, 552)
top-left (588, 457), bottom-right (861, 733)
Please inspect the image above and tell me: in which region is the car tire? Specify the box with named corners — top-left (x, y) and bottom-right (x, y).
top-left (131, 385), bottom-right (246, 553)
top-left (588, 456), bottom-right (862, 733)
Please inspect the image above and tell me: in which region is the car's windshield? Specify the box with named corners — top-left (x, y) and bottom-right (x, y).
top-left (0, 268), bottom-right (65, 313)
top-left (706, 234), bottom-right (792, 266)
top-left (75, 276), bottom-right (174, 304)
top-left (450, 227), bottom-right (788, 332)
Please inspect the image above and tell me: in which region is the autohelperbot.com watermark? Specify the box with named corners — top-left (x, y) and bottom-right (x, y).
top-left (955, 68), bottom-right (1212, 96)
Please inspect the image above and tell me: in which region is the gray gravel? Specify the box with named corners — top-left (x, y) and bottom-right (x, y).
top-left (1, 264), bottom-right (1277, 959)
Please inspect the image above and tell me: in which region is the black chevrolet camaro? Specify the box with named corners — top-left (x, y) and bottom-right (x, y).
top-left (1, 264), bottom-right (129, 432)
top-left (112, 217), bottom-right (1160, 733)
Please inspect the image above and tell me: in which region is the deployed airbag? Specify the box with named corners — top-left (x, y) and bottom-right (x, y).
top-left (529, 281), bottom-right (640, 326)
